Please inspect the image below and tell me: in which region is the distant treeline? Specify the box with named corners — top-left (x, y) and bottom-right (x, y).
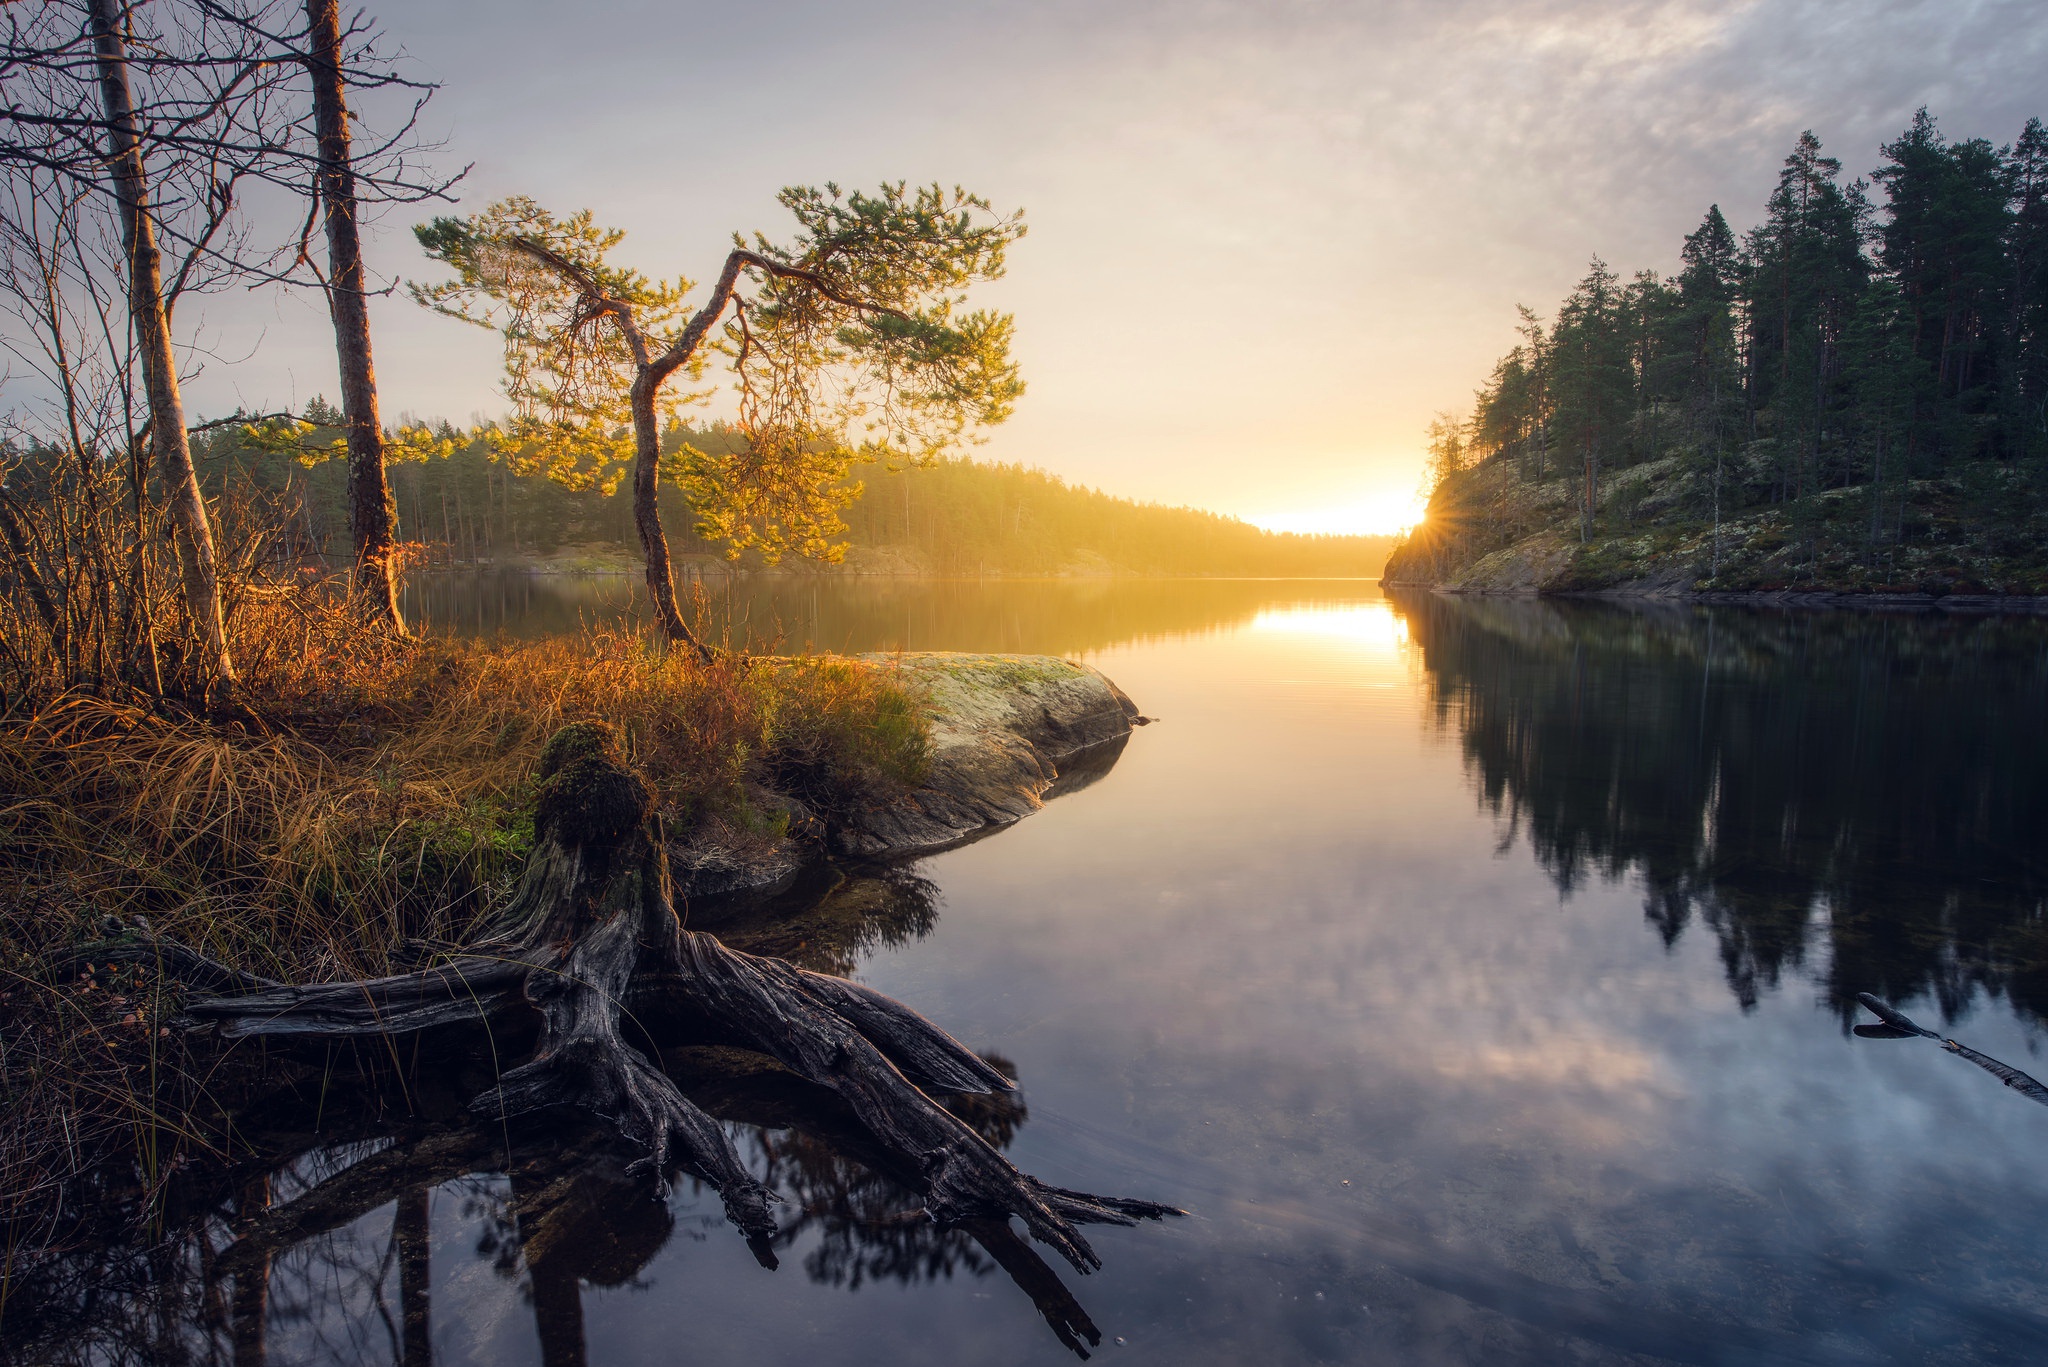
top-left (194, 410), bottom-right (1394, 577)
top-left (1418, 109), bottom-right (2048, 559)
top-left (835, 457), bottom-right (1393, 576)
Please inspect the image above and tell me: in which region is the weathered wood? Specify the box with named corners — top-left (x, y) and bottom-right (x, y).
top-left (1854, 993), bottom-right (2048, 1107)
top-left (60, 933), bottom-right (284, 996)
top-left (183, 957), bottom-right (527, 1036)
top-left (178, 722), bottom-right (1178, 1271)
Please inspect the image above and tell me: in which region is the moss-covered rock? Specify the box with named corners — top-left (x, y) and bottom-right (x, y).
top-left (664, 654), bottom-right (1146, 890)
top-left (826, 653), bottom-right (1144, 857)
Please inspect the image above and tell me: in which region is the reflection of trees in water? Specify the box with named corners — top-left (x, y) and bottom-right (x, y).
top-left (2, 867), bottom-right (1123, 1366)
top-left (2, 1057), bottom-right (1105, 1366)
top-left (1395, 593), bottom-right (2048, 1022)
top-left (404, 571), bottom-right (1382, 656)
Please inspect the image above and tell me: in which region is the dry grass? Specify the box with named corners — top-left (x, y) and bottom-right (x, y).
top-left (0, 579), bottom-right (932, 1247)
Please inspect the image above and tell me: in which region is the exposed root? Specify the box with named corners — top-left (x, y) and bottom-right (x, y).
top-left (175, 722), bottom-right (1179, 1270)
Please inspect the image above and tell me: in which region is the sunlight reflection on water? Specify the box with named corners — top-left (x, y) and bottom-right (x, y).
top-left (31, 580), bottom-right (2048, 1367)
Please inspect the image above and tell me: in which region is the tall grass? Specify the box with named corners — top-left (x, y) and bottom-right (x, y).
top-left (0, 536), bottom-right (931, 1249)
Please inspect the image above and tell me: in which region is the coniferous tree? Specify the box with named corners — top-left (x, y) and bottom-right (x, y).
top-left (1742, 131), bottom-right (1870, 503)
top-left (1665, 205), bottom-right (1744, 561)
top-left (1548, 259), bottom-right (1633, 538)
top-left (1424, 112), bottom-right (2048, 592)
top-left (1996, 119), bottom-right (2048, 464)
top-left (1873, 110), bottom-right (2012, 462)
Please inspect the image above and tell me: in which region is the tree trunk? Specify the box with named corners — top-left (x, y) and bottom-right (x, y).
top-left (166, 723), bottom-right (1173, 1270)
top-left (88, 0), bottom-right (234, 687)
top-left (627, 376), bottom-right (708, 657)
top-left (305, 0), bottom-right (404, 632)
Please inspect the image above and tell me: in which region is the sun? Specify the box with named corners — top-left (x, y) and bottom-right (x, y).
top-left (1252, 488), bottom-right (1428, 537)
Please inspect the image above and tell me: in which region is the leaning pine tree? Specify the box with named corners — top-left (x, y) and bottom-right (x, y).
top-left (411, 186), bottom-right (1025, 656)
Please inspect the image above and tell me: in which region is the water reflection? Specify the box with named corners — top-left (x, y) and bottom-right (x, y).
top-left (1, 867), bottom-right (1120, 1367)
top-left (1393, 593), bottom-right (2048, 1024)
top-left (24, 581), bottom-right (2048, 1366)
top-left (694, 862), bottom-right (942, 978)
top-left (399, 571), bottom-right (1384, 656)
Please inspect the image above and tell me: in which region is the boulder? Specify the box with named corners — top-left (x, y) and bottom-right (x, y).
top-left (831, 653), bottom-right (1147, 857)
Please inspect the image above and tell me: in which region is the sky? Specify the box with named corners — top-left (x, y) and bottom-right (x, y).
top-left (173, 0), bottom-right (2048, 535)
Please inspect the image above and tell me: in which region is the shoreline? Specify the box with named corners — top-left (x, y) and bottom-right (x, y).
top-left (673, 652), bottom-right (1147, 901)
top-left (1381, 581), bottom-right (2048, 615)
top-left (394, 561), bottom-right (1392, 582)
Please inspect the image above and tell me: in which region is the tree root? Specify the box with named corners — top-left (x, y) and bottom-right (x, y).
top-left (172, 722), bottom-right (1179, 1273)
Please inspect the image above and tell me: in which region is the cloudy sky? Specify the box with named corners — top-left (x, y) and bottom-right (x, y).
top-left (179, 0), bottom-right (2048, 533)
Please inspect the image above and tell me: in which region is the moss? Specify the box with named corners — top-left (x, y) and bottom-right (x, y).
top-left (937, 655), bottom-right (1072, 688)
top-left (537, 721), bottom-right (617, 779)
top-left (534, 723), bottom-right (653, 848)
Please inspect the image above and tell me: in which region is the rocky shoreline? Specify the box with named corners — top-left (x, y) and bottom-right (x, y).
top-left (1383, 455), bottom-right (2048, 612)
top-left (670, 653), bottom-right (1147, 901)
top-left (1383, 580), bottom-right (2048, 614)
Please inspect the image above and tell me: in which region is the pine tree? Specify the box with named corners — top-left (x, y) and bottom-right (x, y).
top-left (1742, 131), bottom-right (1869, 502)
top-left (1997, 118), bottom-right (2048, 464)
top-left (1873, 109), bottom-right (2012, 461)
top-left (1549, 259), bottom-right (1633, 538)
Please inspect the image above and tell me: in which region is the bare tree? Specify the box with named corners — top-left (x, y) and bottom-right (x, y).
top-left (3, 0), bottom-right (292, 691)
top-left (86, 0), bottom-right (234, 684)
top-left (3, 0), bottom-right (458, 675)
top-left (217, 0), bottom-right (463, 631)
top-left (304, 0), bottom-right (400, 629)
top-left (413, 186), bottom-right (1025, 654)
top-left (6, 0), bottom-right (303, 687)
top-left (0, 161), bottom-right (163, 695)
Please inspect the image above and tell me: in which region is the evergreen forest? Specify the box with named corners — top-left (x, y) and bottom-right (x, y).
top-left (1390, 111), bottom-right (2048, 595)
top-left (193, 412), bottom-right (1395, 579)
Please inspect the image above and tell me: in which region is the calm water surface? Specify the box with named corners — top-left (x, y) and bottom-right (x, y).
top-left (56, 579), bottom-right (2048, 1364)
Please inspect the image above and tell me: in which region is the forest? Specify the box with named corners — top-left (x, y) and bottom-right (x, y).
top-left (195, 413), bottom-right (1395, 579)
top-left (1390, 110), bottom-right (2048, 595)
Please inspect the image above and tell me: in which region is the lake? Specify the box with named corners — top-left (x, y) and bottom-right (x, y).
top-left (34, 577), bottom-right (2048, 1365)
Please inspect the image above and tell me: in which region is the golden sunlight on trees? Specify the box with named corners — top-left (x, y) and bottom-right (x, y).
top-left (2, 0), bottom-right (453, 691)
top-left (1423, 410), bottom-right (1470, 494)
top-left (410, 185), bottom-right (1026, 654)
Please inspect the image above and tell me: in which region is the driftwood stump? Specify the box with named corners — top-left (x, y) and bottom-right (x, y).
top-left (173, 722), bottom-right (1177, 1273)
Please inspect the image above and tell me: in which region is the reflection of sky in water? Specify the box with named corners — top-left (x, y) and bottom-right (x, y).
top-left (228, 587), bottom-right (2048, 1363)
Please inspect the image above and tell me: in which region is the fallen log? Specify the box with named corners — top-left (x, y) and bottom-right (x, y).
top-left (174, 721), bottom-right (1179, 1271)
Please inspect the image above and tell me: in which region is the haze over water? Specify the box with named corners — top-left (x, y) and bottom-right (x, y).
top-left (138, 581), bottom-right (2048, 1363)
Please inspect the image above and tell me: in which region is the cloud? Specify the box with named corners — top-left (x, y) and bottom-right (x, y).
top-left (112, 0), bottom-right (2048, 527)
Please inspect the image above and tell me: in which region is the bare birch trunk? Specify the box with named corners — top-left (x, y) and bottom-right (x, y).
top-left (306, 0), bottom-right (404, 632)
top-left (88, 0), bottom-right (235, 686)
